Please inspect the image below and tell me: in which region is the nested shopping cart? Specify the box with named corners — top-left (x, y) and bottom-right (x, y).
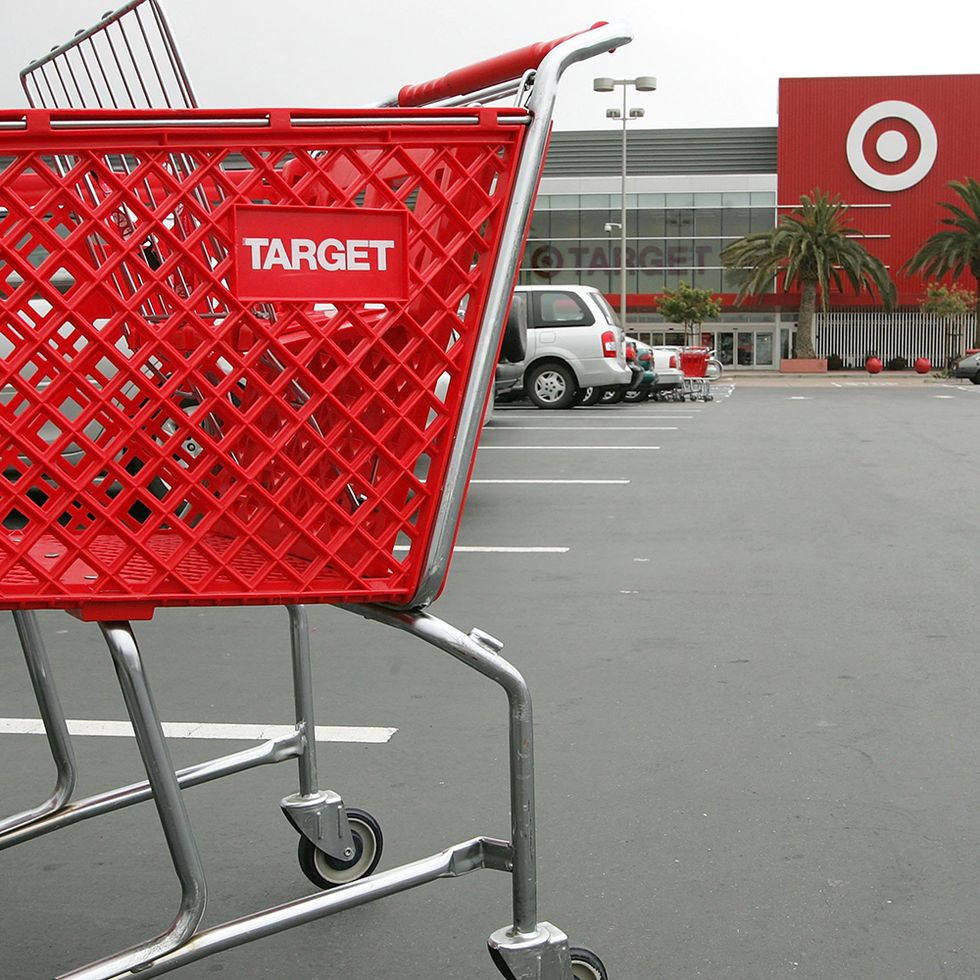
top-left (680, 347), bottom-right (716, 402)
top-left (0, 3), bottom-right (632, 977)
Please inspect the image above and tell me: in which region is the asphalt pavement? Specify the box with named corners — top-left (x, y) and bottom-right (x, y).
top-left (2, 376), bottom-right (980, 979)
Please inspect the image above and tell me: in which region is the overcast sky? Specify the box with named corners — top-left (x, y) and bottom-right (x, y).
top-left (3, 0), bottom-right (978, 130)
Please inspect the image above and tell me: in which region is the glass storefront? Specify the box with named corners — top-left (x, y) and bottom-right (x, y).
top-left (519, 191), bottom-right (776, 296)
top-left (627, 317), bottom-right (786, 369)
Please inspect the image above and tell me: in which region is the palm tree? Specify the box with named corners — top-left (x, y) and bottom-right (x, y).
top-left (721, 190), bottom-right (896, 359)
top-left (903, 177), bottom-right (980, 348)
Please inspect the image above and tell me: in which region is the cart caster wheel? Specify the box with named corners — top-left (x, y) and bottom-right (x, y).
top-left (570, 946), bottom-right (608, 980)
top-left (297, 807), bottom-right (383, 889)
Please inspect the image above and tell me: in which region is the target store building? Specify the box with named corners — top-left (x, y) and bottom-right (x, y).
top-left (519, 74), bottom-right (979, 369)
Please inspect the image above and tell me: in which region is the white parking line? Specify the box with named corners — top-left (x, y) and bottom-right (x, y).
top-left (486, 426), bottom-right (677, 431)
top-left (0, 717), bottom-right (396, 743)
top-left (471, 479), bottom-right (630, 485)
top-left (479, 445), bottom-right (660, 450)
top-left (498, 413), bottom-right (695, 419)
top-left (394, 545), bottom-right (569, 553)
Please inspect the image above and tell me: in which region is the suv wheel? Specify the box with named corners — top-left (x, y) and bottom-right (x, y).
top-left (526, 362), bottom-right (577, 409)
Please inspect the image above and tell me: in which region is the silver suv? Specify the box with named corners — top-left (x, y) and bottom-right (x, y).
top-left (510, 285), bottom-right (632, 409)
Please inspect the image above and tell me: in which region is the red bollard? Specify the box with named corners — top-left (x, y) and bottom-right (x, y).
top-left (914, 357), bottom-right (931, 374)
top-left (866, 356), bottom-right (883, 374)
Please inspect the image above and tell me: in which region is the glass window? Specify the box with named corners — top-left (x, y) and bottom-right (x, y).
top-left (717, 332), bottom-right (734, 365)
top-left (663, 238), bottom-right (694, 270)
top-left (695, 208), bottom-right (722, 236)
top-left (541, 268), bottom-right (580, 285)
top-left (756, 332), bottom-right (774, 365)
top-left (694, 239), bottom-right (724, 270)
top-left (528, 211), bottom-right (550, 240)
top-left (723, 207), bottom-right (752, 238)
top-left (524, 242), bottom-right (566, 277)
top-left (750, 208), bottom-right (775, 233)
top-left (533, 290), bottom-right (595, 327)
top-left (693, 266), bottom-right (722, 292)
top-left (695, 192), bottom-right (723, 207)
top-left (577, 239), bottom-right (616, 270)
top-left (750, 192), bottom-right (776, 207)
top-left (737, 332), bottom-right (753, 366)
top-left (580, 194), bottom-right (611, 209)
top-left (580, 210), bottom-right (617, 237)
top-left (639, 193), bottom-right (665, 208)
top-left (637, 209), bottom-right (666, 237)
top-left (665, 209), bottom-right (694, 237)
top-left (722, 192), bottom-right (751, 207)
top-left (549, 210), bottom-right (579, 239)
top-left (639, 266), bottom-right (665, 292)
top-left (666, 192), bottom-right (694, 207)
top-left (579, 267), bottom-right (613, 293)
top-left (549, 194), bottom-right (579, 210)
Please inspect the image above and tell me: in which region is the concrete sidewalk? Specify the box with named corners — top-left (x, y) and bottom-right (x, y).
top-left (721, 369), bottom-right (960, 385)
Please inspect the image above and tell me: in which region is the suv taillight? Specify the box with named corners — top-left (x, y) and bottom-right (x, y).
top-left (669, 354), bottom-right (678, 369)
top-left (601, 330), bottom-right (618, 358)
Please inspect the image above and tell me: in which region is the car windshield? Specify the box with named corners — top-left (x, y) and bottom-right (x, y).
top-left (591, 292), bottom-right (621, 327)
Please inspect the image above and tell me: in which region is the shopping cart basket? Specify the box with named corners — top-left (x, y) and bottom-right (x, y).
top-left (680, 347), bottom-right (715, 402)
top-left (0, 4), bottom-right (633, 977)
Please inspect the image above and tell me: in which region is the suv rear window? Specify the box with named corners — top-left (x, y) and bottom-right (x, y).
top-left (531, 291), bottom-right (595, 328)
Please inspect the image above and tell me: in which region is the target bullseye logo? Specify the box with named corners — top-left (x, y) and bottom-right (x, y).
top-left (846, 100), bottom-right (938, 192)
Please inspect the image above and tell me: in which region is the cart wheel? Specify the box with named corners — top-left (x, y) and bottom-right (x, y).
top-left (570, 946), bottom-right (608, 979)
top-left (297, 807), bottom-right (383, 889)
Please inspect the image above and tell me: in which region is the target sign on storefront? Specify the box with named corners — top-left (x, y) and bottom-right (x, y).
top-left (777, 74), bottom-right (980, 300)
top-left (845, 100), bottom-right (938, 192)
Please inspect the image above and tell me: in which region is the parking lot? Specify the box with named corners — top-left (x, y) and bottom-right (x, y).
top-left (3, 377), bottom-right (980, 979)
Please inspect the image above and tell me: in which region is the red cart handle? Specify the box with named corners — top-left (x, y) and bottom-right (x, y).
top-left (396, 22), bottom-right (609, 107)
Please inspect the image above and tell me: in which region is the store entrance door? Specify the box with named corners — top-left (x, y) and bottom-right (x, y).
top-left (711, 330), bottom-right (774, 368)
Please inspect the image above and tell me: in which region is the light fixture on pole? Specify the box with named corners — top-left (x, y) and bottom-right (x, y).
top-left (593, 75), bottom-right (656, 327)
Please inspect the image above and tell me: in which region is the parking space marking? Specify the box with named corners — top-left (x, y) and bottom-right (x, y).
top-left (471, 479), bottom-right (630, 484)
top-left (486, 425), bottom-right (677, 431)
top-left (479, 445), bottom-right (660, 450)
top-left (394, 545), bottom-right (569, 553)
top-left (497, 413), bottom-right (695, 419)
top-left (0, 717), bottom-right (396, 743)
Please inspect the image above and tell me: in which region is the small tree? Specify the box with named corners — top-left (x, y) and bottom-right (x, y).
top-left (920, 282), bottom-right (974, 368)
top-left (656, 281), bottom-right (721, 346)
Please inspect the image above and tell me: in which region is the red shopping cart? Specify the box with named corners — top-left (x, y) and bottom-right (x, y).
top-left (680, 347), bottom-right (715, 401)
top-left (0, 4), bottom-right (632, 977)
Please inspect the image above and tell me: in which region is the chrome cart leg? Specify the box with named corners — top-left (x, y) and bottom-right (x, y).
top-left (87, 606), bottom-right (600, 978)
top-left (346, 606), bottom-right (599, 980)
top-left (279, 604), bottom-right (358, 871)
top-left (56, 621), bottom-right (208, 980)
top-left (0, 610), bottom-right (77, 836)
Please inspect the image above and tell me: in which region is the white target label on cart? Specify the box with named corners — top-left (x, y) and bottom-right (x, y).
top-left (234, 205), bottom-right (409, 301)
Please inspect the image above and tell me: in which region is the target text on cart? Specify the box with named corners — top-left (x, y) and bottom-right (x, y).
top-left (234, 205), bottom-right (409, 301)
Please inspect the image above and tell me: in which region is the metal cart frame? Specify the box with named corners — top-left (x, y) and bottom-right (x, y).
top-left (1, 5), bottom-right (632, 978)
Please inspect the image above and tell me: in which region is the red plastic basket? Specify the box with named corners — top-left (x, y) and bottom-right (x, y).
top-left (0, 107), bottom-right (528, 618)
top-left (680, 348), bottom-right (710, 378)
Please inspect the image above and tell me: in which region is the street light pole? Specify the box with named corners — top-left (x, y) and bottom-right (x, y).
top-left (593, 75), bottom-right (656, 329)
